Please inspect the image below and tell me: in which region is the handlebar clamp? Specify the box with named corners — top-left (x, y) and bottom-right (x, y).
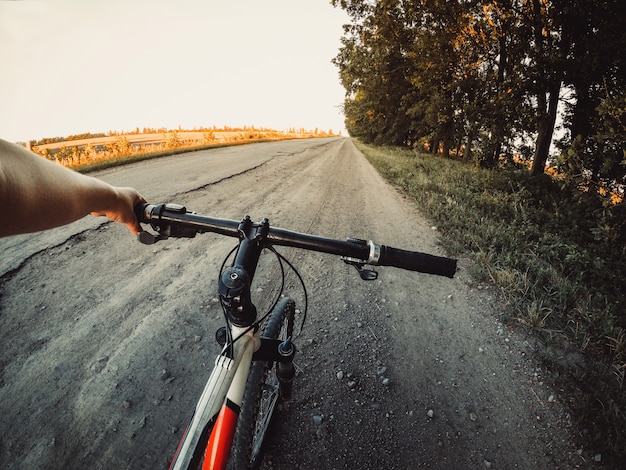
top-left (342, 238), bottom-right (381, 265)
top-left (342, 238), bottom-right (380, 281)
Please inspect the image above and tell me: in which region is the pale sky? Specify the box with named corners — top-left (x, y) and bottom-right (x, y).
top-left (0, 0), bottom-right (349, 142)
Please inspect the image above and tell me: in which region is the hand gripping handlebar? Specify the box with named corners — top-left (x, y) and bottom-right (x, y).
top-left (135, 203), bottom-right (457, 278)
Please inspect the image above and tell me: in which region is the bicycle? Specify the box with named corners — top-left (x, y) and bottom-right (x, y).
top-left (135, 202), bottom-right (457, 470)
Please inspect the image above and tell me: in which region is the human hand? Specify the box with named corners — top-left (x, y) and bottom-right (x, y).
top-left (91, 186), bottom-right (146, 236)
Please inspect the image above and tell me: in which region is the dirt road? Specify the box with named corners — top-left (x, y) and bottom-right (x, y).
top-left (0, 138), bottom-right (591, 469)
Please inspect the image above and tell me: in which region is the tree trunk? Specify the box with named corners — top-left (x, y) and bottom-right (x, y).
top-left (492, 142), bottom-right (502, 167)
top-left (483, 20), bottom-right (509, 170)
top-left (429, 135), bottom-right (437, 154)
top-left (442, 139), bottom-right (450, 159)
top-left (570, 81), bottom-right (593, 142)
top-left (463, 133), bottom-right (473, 162)
top-left (530, 80), bottom-right (561, 176)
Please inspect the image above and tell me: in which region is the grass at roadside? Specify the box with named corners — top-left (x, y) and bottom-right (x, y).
top-left (354, 140), bottom-right (626, 465)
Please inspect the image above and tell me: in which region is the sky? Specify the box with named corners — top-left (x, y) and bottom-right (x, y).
top-left (0, 0), bottom-right (350, 142)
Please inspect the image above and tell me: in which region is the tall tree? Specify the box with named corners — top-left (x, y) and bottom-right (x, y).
top-left (558, 0), bottom-right (626, 192)
top-left (333, 1), bottom-right (415, 145)
top-left (474, 0), bottom-right (525, 167)
top-left (519, 0), bottom-right (567, 176)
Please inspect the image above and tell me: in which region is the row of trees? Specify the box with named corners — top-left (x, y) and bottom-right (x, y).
top-left (32, 132), bottom-right (107, 146)
top-left (332, 0), bottom-right (625, 190)
top-left (106, 125), bottom-right (298, 136)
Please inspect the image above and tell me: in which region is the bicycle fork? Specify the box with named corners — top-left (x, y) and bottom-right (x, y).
top-left (215, 327), bottom-right (297, 402)
top-left (275, 337), bottom-right (295, 400)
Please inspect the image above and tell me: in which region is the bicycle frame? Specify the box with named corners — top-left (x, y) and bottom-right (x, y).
top-left (169, 215), bottom-right (290, 470)
top-left (169, 325), bottom-right (259, 470)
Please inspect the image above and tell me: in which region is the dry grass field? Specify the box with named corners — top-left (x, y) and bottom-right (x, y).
top-left (29, 129), bottom-right (338, 171)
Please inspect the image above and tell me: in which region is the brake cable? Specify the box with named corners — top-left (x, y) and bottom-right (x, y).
top-left (218, 243), bottom-right (308, 346)
top-left (267, 245), bottom-right (308, 336)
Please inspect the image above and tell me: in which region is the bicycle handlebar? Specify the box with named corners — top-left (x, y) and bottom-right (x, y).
top-left (135, 203), bottom-right (457, 278)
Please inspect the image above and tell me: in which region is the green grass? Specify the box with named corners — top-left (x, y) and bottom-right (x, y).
top-left (355, 140), bottom-right (626, 465)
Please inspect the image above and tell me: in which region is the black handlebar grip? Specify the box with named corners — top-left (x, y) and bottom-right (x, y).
top-left (134, 202), bottom-right (152, 224)
top-left (379, 246), bottom-right (457, 278)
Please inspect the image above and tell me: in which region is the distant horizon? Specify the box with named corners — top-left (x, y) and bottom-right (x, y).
top-left (17, 123), bottom-right (344, 145)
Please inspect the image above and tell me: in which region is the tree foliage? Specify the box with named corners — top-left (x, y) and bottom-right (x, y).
top-left (332, 0), bottom-right (625, 187)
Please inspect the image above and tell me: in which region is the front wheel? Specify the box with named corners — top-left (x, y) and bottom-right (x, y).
top-left (228, 297), bottom-right (296, 469)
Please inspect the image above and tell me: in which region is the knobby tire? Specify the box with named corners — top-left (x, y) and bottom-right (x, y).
top-left (228, 297), bottom-right (295, 469)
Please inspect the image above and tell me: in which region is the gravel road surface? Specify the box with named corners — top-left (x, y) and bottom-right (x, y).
top-left (0, 138), bottom-right (592, 469)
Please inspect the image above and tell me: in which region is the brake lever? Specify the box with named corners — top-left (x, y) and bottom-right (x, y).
top-left (137, 222), bottom-right (175, 245)
top-left (343, 260), bottom-right (378, 281)
top-left (137, 230), bottom-right (168, 245)
top-left (137, 223), bottom-right (197, 244)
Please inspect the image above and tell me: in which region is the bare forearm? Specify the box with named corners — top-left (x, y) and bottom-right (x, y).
top-left (0, 139), bottom-right (144, 237)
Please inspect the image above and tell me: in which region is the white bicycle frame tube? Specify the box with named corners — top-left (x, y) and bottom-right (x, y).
top-left (169, 326), bottom-right (259, 470)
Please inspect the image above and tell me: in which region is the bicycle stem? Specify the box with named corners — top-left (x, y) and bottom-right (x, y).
top-left (218, 216), bottom-right (269, 328)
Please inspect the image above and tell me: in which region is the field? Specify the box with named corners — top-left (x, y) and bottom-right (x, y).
top-left (28, 128), bottom-right (338, 171)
